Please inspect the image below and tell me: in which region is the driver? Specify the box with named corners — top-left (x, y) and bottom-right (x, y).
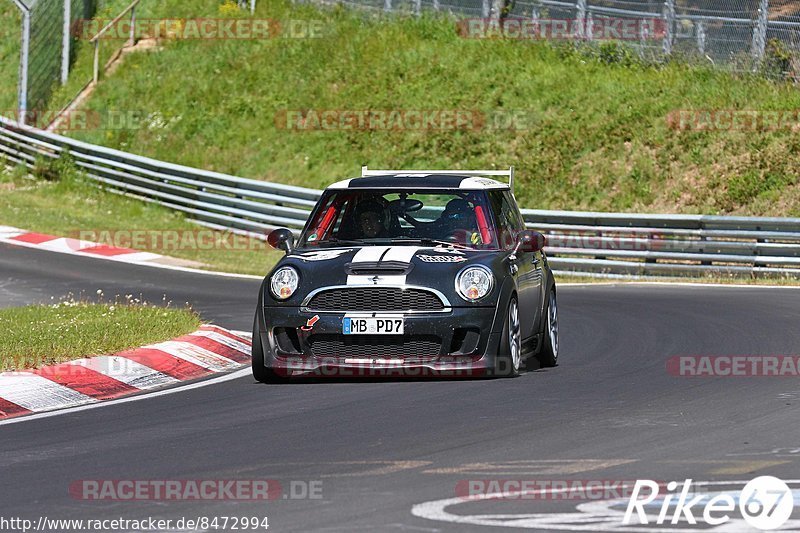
top-left (355, 200), bottom-right (390, 239)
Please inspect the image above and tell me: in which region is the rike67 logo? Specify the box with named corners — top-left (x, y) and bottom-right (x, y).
top-left (624, 476), bottom-right (795, 530)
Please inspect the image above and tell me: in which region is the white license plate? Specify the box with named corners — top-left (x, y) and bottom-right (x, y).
top-left (343, 317), bottom-right (404, 335)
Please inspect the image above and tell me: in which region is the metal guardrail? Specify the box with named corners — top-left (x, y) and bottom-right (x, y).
top-left (0, 116), bottom-right (319, 235)
top-left (2, 115), bottom-right (800, 279)
top-left (521, 209), bottom-right (800, 278)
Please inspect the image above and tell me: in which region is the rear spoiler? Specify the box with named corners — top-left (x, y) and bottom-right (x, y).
top-left (361, 166), bottom-right (515, 193)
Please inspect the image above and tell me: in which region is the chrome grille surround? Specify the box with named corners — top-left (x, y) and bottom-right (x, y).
top-left (300, 285), bottom-right (451, 314)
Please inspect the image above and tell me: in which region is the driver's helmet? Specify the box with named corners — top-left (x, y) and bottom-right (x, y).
top-left (441, 199), bottom-right (473, 228)
top-left (355, 199), bottom-right (389, 235)
top-left (356, 199), bottom-right (388, 222)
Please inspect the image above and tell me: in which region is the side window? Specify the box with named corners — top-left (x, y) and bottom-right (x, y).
top-left (503, 191), bottom-right (526, 232)
top-left (489, 191), bottom-right (516, 249)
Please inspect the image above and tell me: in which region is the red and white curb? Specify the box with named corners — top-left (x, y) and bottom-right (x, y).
top-left (0, 325), bottom-right (251, 420)
top-left (0, 225), bottom-right (200, 269)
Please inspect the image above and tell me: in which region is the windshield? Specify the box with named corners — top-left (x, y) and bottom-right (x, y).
top-left (298, 189), bottom-right (500, 249)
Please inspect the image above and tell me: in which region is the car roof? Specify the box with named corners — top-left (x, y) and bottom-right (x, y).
top-left (327, 174), bottom-right (510, 191)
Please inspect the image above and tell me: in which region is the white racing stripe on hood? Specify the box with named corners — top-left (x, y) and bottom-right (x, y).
top-left (383, 246), bottom-right (421, 263)
top-left (346, 246), bottom-right (419, 286)
top-left (350, 246), bottom-right (391, 263)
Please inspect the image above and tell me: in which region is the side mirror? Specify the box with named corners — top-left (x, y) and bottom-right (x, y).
top-left (516, 230), bottom-right (546, 253)
top-left (268, 228), bottom-right (295, 255)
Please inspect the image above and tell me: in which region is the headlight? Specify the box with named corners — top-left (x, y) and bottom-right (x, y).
top-left (455, 266), bottom-right (493, 301)
top-left (270, 266), bottom-right (299, 300)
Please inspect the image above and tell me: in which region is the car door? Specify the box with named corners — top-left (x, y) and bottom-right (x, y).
top-left (490, 191), bottom-right (540, 341)
top-left (504, 191), bottom-right (543, 340)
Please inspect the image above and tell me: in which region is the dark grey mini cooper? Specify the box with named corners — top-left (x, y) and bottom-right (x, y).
top-left (252, 167), bottom-right (558, 380)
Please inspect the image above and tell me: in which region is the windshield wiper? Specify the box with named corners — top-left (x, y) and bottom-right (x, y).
top-left (387, 238), bottom-right (470, 250)
top-left (317, 238), bottom-right (368, 246)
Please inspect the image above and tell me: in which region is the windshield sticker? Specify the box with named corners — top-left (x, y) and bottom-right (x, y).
top-left (433, 246), bottom-right (466, 255)
top-left (418, 254), bottom-right (467, 263)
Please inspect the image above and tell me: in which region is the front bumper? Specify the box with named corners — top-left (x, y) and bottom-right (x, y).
top-left (256, 305), bottom-right (504, 377)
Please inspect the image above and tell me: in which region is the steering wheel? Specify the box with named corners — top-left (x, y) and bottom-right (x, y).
top-left (388, 198), bottom-right (423, 215)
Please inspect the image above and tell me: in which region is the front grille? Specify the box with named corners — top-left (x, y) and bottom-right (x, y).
top-left (309, 334), bottom-right (441, 359)
top-left (305, 287), bottom-right (444, 312)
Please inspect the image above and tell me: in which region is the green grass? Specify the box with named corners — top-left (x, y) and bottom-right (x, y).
top-left (0, 0), bottom-right (220, 121)
top-left (49, 0), bottom-right (800, 217)
top-left (6, 0), bottom-right (800, 215)
top-left (47, 0), bottom-right (225, 117)
top-left (0, 162), bottom-right (281, 276)
top-left (0, 300), bottom-right (201, 371)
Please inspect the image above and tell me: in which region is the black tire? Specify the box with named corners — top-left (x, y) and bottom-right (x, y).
top-left (494, 296), bottom-right (522, 378)
top-left (537, 287), bottom-right (559, 368)
top-left (252, 319), bottom-right (286, 383)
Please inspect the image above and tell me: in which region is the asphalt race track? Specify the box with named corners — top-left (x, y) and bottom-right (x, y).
top-left (1, 242), bottom-right (799, 531)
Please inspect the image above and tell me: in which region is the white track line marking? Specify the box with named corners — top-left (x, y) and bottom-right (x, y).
top-left (144, 341), bottom-right (240, 372)
top-left (0, 374), bottom-right (97, 411)
top-left (188, 330), bottom-right (251, 354)
top-left (69, 356), bottom-right (178, 390)
top-left (0, 232), bottom-right (263, 280)
top-left (0, 368), bottom-right (251, 427)
top-left (0, 226), bottom-right (25, 239)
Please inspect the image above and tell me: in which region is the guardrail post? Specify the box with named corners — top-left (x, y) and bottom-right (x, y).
top-left (62, 0), bottom-right (71, 85)
top-left (575, 0), bottom-right (587, 40)
top-left (384, 0), bottom-right (392, 13)
top-left (127, 5), bottom-right (137, 47)
top-left (751, 0), bottom-right (768, 67)
top-left (93, 40), bottom-right (100, 84)
top-left (414, 0), bottom-right (421, 16)
top-left (482, 0), bottom-right (490, 20)
top-left (585, 11), bottom-right (594, 41)
top-left (18, 10), bottom-right (30, 125)
top-left (490, 0), bottom-right (503, 22)
top-left (663, 0), bottom-right (675, 56)
top-left (638, 18), bottom-right (648, 59)
top-left (433, 0), bottom-right (439, 11)
top-left (696, 20), bottom-right (705, 56)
